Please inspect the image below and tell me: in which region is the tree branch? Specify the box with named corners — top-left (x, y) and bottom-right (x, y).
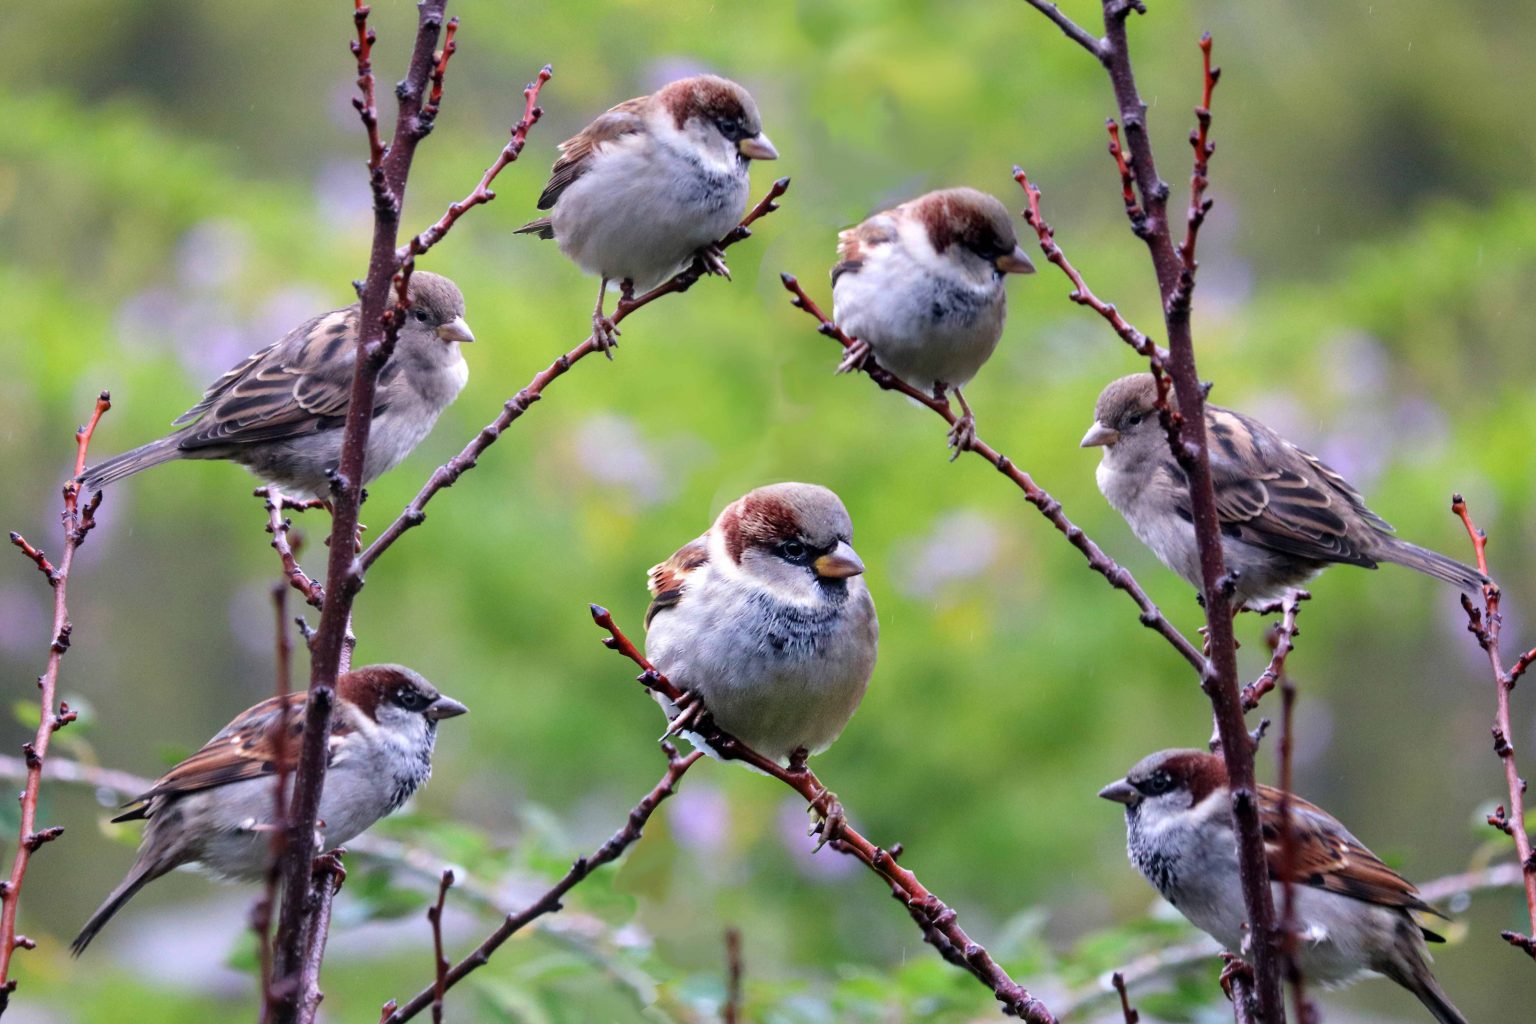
top-left (361, 178), bottom-right (791, 569)
top-left (1451, 494), bottom-right (1536, 959)
top-left (1241, 592), bottom-right (1308, 712)
top-left (256, 488), bottom-right (327, 609)
top-left (583, 607), bottom-right (1059, 1023)
top-left (0, 390), bottom-right (110, 1012)
top-left (1017, 0), bottom-right (1104, 58)
top-left (722, 928), bottom-right (743, 1024)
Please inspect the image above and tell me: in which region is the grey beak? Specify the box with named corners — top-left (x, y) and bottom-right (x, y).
top-left (426, 695), bottom-right (469, 720)
top-left (436, 316), bottom-right (476, 344)
top-left (738, 133), bottom-right (779, 161)
top-left (1098, 779), bottom-right (1138, 805)
top-left (995, 245), bottom-right (1036, 275)
top-left (1079, 421), bottom-right (1120, 448)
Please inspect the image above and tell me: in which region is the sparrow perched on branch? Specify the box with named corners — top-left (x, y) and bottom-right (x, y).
top-left (1081, 373), bottom-right (1486, 608)
top-left (643, 482), bottom-right (878, 766)
top-left (831, 187), bottom-right (1035, 453)
top-left (79, 271), bottom-right (476, 500)
top-left (71, 664), bottom-right (467, 954)
top-left (515, 74), bottom-right (778, 351)
top-left (1101, 749), bottom-right (1467, 1024)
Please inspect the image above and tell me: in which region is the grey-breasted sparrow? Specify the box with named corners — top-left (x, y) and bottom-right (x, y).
top-left (1082, 373), bottom-right (1485, 608)
top-left (643, 482), bottom-right (877, 766)
top-left (1101, 749), bottom-right (1466, 1024)
top-left (71, 664), bottom-right (467, 954)
top-left (515, 74), bottom-right (777, 351)
top-left (79, 272), bottom-right (475, 500)
top-left (832, 187), bottom-right (1035, 452)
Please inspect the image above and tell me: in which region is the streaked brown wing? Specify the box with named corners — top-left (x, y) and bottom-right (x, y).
top-left (644, 538), bottom-right (709, 627)
top-left (173, 307), bottom-right (364, 450)
top-left (1258, 785), bottom-right (1431, 913)
top-left (831, 216), bottom-right (898, 286)
top-left (534, 99), bottom-right (648, 211)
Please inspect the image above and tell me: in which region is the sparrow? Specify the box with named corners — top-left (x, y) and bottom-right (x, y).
top-left (831, 187), bottom-right (1035, 454)
top-left (71, 664), bottom-right (467, 954)
top-left (78, 271), bottom-right (476, 500)
top-left (1100, 749), bottom-right (1466, 1024)
top-left (643, 482), bottom-right (878, 767)
top-left (1081, 373), bottom-right (1486, 609)
top-left (515, 74), bottom-right (778, 352)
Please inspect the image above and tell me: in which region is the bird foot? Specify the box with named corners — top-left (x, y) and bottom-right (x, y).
top-left (661, 690), bottom-right (707, 741)
top-left (835, 338), bottom-right (872, 375)
top-left (592, 313), bottom-right (621, 358)
top-left (806, 789), bottom-right (846, 852)
top-left (946, 412), bottom-right (976, 461)
top-left (696, 243), bottom-right (732, 280)
top-left (1217, 953), bottom-right (1254, 1001)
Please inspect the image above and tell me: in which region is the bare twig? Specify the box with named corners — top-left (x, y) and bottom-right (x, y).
top-left (1241, 592), bottom-right (1308, 711)
top-left (382, 744), bottom-right (703, 1023)
top-left (257, 488), bottom-right (326, 609)
top-left (1451, 494), bottom-right (1536, 958)
top-left (427, 870), bottom-right (454, 1024)
top-left (1171, 32), bottom-right (1220, 315)
top-left (1111, 971), bottom-right (1140, 1024)
top-left (586, 607), bottom-right (1059, 1023)
top-left (0, 390), bottom-right (110, 1011)
top-left (362, 178), bottom-right (791, 569)
top-left (295, 852), bottom-right (347, 1024)
top-left (1275, 667), bottom-right (1318, 1023)
top-left (723, 928), bottom-right (743, 1024)
top-left (780, 273), bottom-right (1205, 676)
top-left (1017, 0), bottom-right (1104, 57)
top-left (256, 580), bottom-right (298, 1024)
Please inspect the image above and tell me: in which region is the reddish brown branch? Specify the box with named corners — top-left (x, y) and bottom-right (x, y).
top-left (256, 581), bottom-right (297, 1024)
top-left (1451, 494), bottom-right (1536, 958)
top-left (362, 178), bottom-right (790, 569)
top-left (0, 391), bottom-right (110, 1010)
top-left (722, 928), bottom-right (743, 1024)
top-left (1275, 665), bottom-right (1319, 1023)
top-left (382, 744), bottom-right (703, 1023)
top-left (1241, 591), bottom-right (1308, 711)
top-left (780, 273), bottom-right (1205, 675)
top-left (427, 869), bottom-right (454, 1024)
top-left (256, 488), bottom-right (326, 609)
top-left (1111, 972), bottom-right (1140, 1024)
top-left (402, 66), bottom-right (550, 263)
top-left (586, 607), bottom-right (1059, 1023)
top-left (421, 18), bottom-right (457, 121)
top-left (350, 1), bottom-right (385, 189)
top-left (294, 851), bottom-right (346, 1024)
top-left (1171, 33), bottom-right (1220, 315)
top-left (1105, 123), bottom-right (1148, 237)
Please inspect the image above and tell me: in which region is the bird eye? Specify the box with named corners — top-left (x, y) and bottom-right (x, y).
top-left (395, 687), bottom-right (429, 711)
top-left (1126, 413), bottom-right (1144, 427)
top-left (777, 540), bottom-right (808, 561)
top-left (716, 117), bottom-right (743, 139)
top-left (1140, 770), bottom-right (1173, 795)
top-left (412, 309), bottom-right (430, 324)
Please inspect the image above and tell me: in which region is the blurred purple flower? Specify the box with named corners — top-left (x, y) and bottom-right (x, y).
top-left (892, 509), bottom-right (1001, 602)
top-left (176, 219), bottom-right (250, 292)
top-left (0, 583), bottom-right (49, 658)
top-left (666, 780), bottom-right (731, 857)
top-left (570, 413), bottom-right (669, 506)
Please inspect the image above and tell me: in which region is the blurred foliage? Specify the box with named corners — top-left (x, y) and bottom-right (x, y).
top-left (2, 0), bottom-right (1535, 1020)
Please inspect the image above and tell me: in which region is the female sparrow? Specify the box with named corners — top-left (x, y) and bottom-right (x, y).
top-left (79, 271), bottom-right (476, 500)
top-left (71, 664), bottom-right (467, 954)
top-left (1081, 373), bottom-right (1485, 608)
top-left (831, 187), bottom-right (1035, 453)
top-left (515, 74), bottom-right (778, 351)
top-left (643, 482), bottom-right (878, 766)
top-left (1101, 749), bottom-right (1466, 1024)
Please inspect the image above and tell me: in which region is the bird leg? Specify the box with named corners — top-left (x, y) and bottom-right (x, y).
top-left (695, 243), bottom-right (731, 280)
top-left (661, 689), bottom-right (706, 741)
top-left (592, 277), bottom-right (621, 357)
top-left (943, 384), bottom-right (976, 460)
top-left (1217, 952), bottom-right (1254, 1001)
top-left (786, 749), bottom-right (845, 851)
top-left (835, 337), bottom-right (872, 375)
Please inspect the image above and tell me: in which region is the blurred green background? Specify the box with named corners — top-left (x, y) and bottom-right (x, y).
top-left (3, 0), bottom-right (1535, 1020)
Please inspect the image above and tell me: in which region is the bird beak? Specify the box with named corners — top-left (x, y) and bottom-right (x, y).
top-left (425, 695), bottom-right (469, 720)
top-left (1098, 779), bottom-right (1138, 805)
top-left (1079, 421), bottom-right (1120, 448)
top-left (435, 316), bottom-right (476, 344)
top-left (813, 541), bottom-right (865, 580)
top-left (738, 133), bottom-right (779, 161)
top-left (995, 245), bottom-right (1036, 275)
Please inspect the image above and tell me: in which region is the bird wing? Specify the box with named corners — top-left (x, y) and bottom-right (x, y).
top-left (1257, 784), bottom-right (1434, 914)
top-left (171, 307), bottom-right (368, 450)
top-left (644, 537), bottom-right (710, 628)
top-left (1190, 407), bottom-right (1386, 568)
top-left (531, 98), bottom-right (648, 213)
top-left (113, 692), bottom-right (355, 821)
top-left (831, 215), bottom-right (898, 286)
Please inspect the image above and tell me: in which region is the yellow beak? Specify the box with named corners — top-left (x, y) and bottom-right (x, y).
top-left (813, 541), bottom-right (865, 580)
top-left (738, 133), bottom-right (779, 161)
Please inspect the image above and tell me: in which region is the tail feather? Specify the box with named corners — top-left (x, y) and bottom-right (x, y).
top-left (1380, 538), bottom-right (1488, 595)
top-left (77, 437), bottom-right (182, 494)
top-left (1401, 969), bottom-right (1468, 1024)
top-left (71, 862), bottom-right (162, 956)
top-left (513, 217), bottom-right (555, 239)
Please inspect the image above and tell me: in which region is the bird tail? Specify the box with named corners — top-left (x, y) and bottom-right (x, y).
top-left (70, 861), bottom-right (162, 956)
top-left (76, 437), bottom-right (181, 494)
top-left (1398, 965), bottom-right (1468, 1024)
top-left (513, 217), bottom-right (555, 239)
top-left (1379, 538), bottom-right (1488, 595)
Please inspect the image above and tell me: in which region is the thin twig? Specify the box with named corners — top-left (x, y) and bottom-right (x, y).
top-left (362, 178), bottom-right (791, 569)
top-left (1276, 665), bottom-right (1318, 1023)
top-left (256, 580), bottom-right (297, 1024)
top-left (1451, 494), bottom-right (1536, 958)
top-left (382, 744), bottom-right (703, 1023)
top-left (585, 607), bottom-right (1059, 1023)
top-left (256, 488), bottom-right (326, 609)
top-left (1170, 33), bottom-right (1220, 317)
top-left (1017, 0), bottom-right (1104, 57)
top-left (0, 391), bottom-right (110, 1011)
top-left (780, 273), bottom-right (1205, 675)
top-left (1111, 972), bottom-right (1140, 1024)
top-left (427, 870), bottom-right (454, 1024)
top-left (722, 928), bottom-right (743, 1024)
top-left (295, 851), bottom-right (347, 1024)
top-left (1241, 591), bottom-right (1308, 711)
